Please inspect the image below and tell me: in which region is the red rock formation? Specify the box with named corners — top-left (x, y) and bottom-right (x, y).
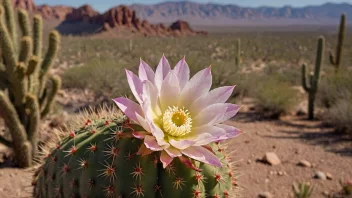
top-left (13, 0), bottom-right (35, 11)
top-left (65, 4), bottom-right (99, 23)
top-left (36, 5), bottom-right (73, 20)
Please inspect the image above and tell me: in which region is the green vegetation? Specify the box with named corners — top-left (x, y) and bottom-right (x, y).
top-left (292, 182), bottom-right (314, 198)
top-left (0, 0), bottom-right (60, 167)
top-left (329, 14), bottom-right (346, 73)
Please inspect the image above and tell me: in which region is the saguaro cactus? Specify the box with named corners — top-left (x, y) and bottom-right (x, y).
top-left (0, 0), bottom-right (61, 168)
top-left (329, 13), bottom-right (346, 73)
top-left (235, 38), bottom-right (241, 67)
top-left (301, 36), bottom-right (325, 120)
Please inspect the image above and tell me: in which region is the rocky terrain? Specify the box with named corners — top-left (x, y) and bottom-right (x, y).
top-left (130, 1), bottom-right (352, 26)
top-left (11, 0), bottom-right (206, 36)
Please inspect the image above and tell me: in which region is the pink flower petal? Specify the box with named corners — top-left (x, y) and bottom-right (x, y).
top-left (164, 146), bottom-right (182, 158)
top-left (160, 151), bottom-right (173, 168)
top-left (169, 138), bottom-right (195, 150)
top-left (187, 125), bottom-right (227, 146)
top-left (125, 69), bottom-right (143, 103)
top-left (113, 97), bottom-right (144, 124)
top-left (216, 124), bottom-right (241, 140)
top-left (137, 144), bottom-right (154, 156)
top-left (190, 86), bottom-right (235, 115)
top-left (193, 103), bottom-right (228, 126)
top-left (180, 66), bottom-right (212, 108)
top-left (132, 131), bottom-right (149, 139)
top-left (216, 104), bottom-right (241, 123)
top-left (173, 57), bottom-right (190, 90)
top-left (138, 58), bottom-right (155, 82)
top-left (154, 55), bottom-right (171, 91)
top-left (160, 71), bottom-right (181, 111)
top-left (181, 146), bottom-right (222, 167)
top-left (144, 135), bottom-right (163, 151)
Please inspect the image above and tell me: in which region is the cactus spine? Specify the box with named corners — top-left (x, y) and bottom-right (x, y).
top-left (235, 38), bottom-right (241, 68)
top-left (0, 0), bottom-right (61, 168)
top-left (33, 109), bottom-right (239, 198)
top-left (329, 13), bottom-right (346, 73)
top-left (301, 36), bottom-right (325, 120)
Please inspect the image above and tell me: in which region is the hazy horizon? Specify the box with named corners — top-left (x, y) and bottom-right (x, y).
top-left (34, 0), bottom-right (352, 12)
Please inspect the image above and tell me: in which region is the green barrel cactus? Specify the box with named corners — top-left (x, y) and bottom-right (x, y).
top-left (0, 0), bottom-right (61, 167)
top-left (33, 109), bottom-right (239, 198)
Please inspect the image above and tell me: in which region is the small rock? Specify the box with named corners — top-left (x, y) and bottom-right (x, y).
top-left (247, 159), bottom-right (252, 164)
top-left (263, 152), bottom-right (281, 166)
top-left (278, 171), bottom-right (284, 176)
top-left (298, 160), bottom-right (312, 167)
top-left (323, 191), bottom-right (330, 196)
top-left (258, 192), bottom-right (273, 198)
top-left (326, 173), bottom-right (333, 180)
top-left (314, 171), bottom-right (326, 180)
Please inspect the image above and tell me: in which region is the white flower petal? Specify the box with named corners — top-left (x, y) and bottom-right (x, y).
top-left (180, 66), bottom-right (212, 108)
top-left (142, 80), bottom-right (162, 117)
top-left (216, 104), bottom-right (241, 123)
top-left (169, 138), bottom-right (195, 150)
top-left (125, 69), bottom-right (143, 104)
top-left (216, 124), bottom-right (241, 140)
top-left (144, 135), bottom-right (163, 151)
top-left (138, 58), bottom-right (155, 82)
top-left (181, 146), bottom-right (222, 167)
top-left (173, 57), bottom-right (190, 90)
top-left (154, 55), bottom-right (171, 91)
top-left (190, 86), bottom-right (235, 115)
top-left (193, 103), bottom-right (228, 126)
top-left (160, 71), bottom-right (181, 111)
top-left (113, 97), bottom-right (144, 124)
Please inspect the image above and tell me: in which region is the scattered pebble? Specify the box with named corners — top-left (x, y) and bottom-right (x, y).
top-left (326, 172), bottom-right (333, 180)
top-left (258, 192), bottom-right (273, 198)
top-left (247, 159), bottom-right (252, 164)
top-left (314, 171), bottom-right (326, 180)
top-left (297, 160), bottom-right (312, 168)
top-left (278, 171), bottom-right (284, 176)
top-left (263, 152), bottom-right (281, 166)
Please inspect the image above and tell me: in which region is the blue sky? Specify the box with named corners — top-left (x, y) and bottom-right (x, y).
top-left (34, 0), bottom-right (352, 12)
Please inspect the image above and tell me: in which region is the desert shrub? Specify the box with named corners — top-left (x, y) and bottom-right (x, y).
top-left (62, 59), bottom-right (132, 102)
top-left (324, 96), bottom-right (352, 134)
top-left (318, 70), bottom-right (352, 108)
top-left (252, 75), bottom-right (298, 118)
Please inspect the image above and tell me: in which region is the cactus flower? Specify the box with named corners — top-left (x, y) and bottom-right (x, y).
top-left (113, 56), bottom-right (241, 168)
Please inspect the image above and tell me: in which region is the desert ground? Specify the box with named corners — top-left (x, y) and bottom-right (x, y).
top-left (1, 24), bottom-right (352, 198)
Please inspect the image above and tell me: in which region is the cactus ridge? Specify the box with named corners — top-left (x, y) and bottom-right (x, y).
top-left (329, 13), bottom-right (346, 72)
top-left (33, 109), bottom-right (240, 198)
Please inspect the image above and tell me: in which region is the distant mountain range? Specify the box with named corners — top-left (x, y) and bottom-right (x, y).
top-left (130, 1), bottom-right (351, 26)
top-left (13, 0), bottom-right (351, 26)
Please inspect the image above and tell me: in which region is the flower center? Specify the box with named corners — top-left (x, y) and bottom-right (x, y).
top-left (162, 106), bottom-right (192, 137)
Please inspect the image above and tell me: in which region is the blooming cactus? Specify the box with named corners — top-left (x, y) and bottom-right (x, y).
top-left (113, 55), bottom-right (241, 168)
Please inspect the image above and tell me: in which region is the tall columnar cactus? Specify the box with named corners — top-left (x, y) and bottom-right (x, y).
top-left (329, 13), bottom-right (346, 73)
top-left (0, 0), bottom-right (61, 168)
top-left (33, 109), bottom-right (239, 198)
top-left (301, 36), bottom-right (325, 120)
top-left (235, 38), bottom-right (241, 68)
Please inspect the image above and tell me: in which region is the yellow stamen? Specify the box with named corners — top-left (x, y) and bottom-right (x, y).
top-left (162, 106), bottom-right (192, 137)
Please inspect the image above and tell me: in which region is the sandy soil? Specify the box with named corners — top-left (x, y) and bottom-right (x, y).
top-left (0, 114), bottom-right (351, 198)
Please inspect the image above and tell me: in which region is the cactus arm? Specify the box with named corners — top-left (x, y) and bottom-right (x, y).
top-left (335, 13), bottom-right (345, 67)
top-left (0, 5), bottom-right (17, 74)
top-left (14, 62), bottom-right (28, 104)
top-left (301, 63), bottom-right (310, 92)
top-left (18, 9), bottom-right (30, 37)
top-left (0, 136), bottom-right (11, 147)
top-left (0, 91), bottom-right (31, 167)
top-left (39, 30), bottom-right (60, 96)
top-left (313, 36), bottom-right (324, 85)
top-left (329, 51), bottom-right (336, 65)
top-left (27, 56), bottom-right (39, 93)
top-left (32, 15), bottom-right (42, 57)
top-left (26, 94), bottom-right (40, 157)
top-left (18, 36), bottom-right (32, 63)
top-left (2, 0), bottom-right (16, 45)
top-left (41, 75), bottom-right (61, 118)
